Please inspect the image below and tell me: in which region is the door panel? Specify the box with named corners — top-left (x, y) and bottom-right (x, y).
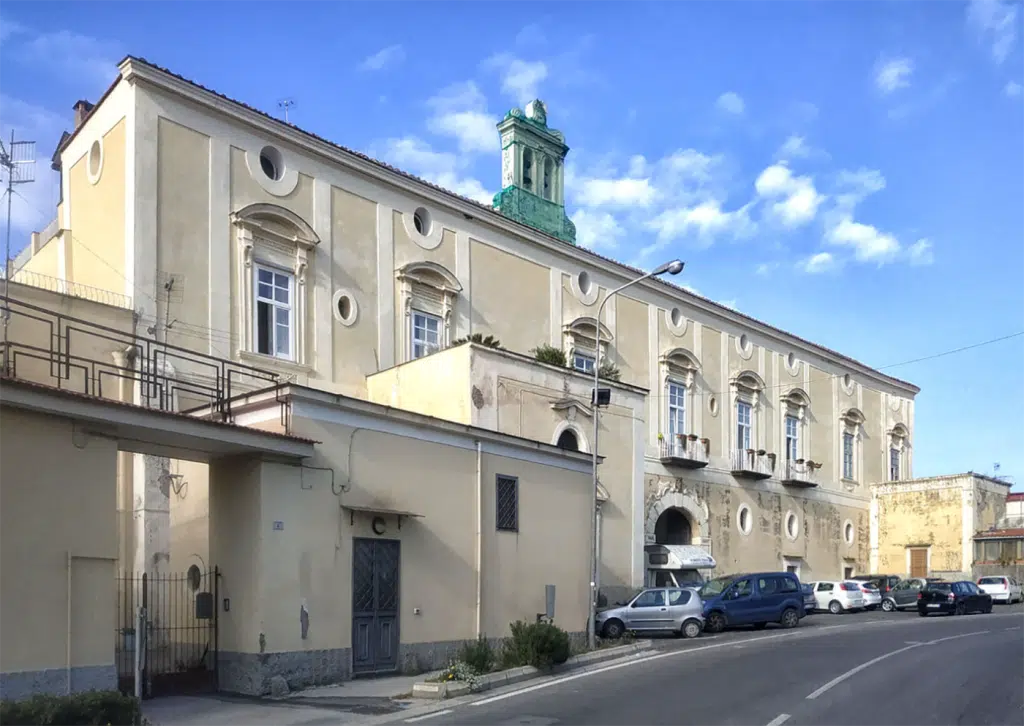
top-left (352, 538), bottom-right (401, 675)
top-left (909, 548), bottom-right (927, 578)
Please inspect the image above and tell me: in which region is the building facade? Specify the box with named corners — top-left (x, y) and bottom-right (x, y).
top-left (15, 57), bottom-right (919, 602)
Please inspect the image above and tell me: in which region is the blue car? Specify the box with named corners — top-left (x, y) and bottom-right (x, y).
top-left (699, 572), bottom-right (805, 633)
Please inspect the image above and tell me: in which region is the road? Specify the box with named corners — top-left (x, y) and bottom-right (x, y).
top-left (392, 607), bottom-right (1024, 726)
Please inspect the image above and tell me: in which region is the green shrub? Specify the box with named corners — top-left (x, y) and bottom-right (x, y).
top-left (501, 620), bottom-right (571, 671)
top-left (451, 333), bottom-right (503, 350)
top-left (0, 690), bottom-right (144, 725)
top-left (597, 362), bottom-right (621, 381)
top-left (458, 635), bottom-right (496, 674)
top-left (531, 345), bottom-right (567, 367)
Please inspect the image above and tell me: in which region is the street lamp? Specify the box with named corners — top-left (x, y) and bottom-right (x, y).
top-left (588, 259), bottom-right (684, 650)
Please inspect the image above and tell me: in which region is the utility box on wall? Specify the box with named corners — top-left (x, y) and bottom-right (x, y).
top-left (545, 584), bottom-right (556, 620)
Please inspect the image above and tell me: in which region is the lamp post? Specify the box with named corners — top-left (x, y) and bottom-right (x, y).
top-left (587, 259), bottom-right (684, 650)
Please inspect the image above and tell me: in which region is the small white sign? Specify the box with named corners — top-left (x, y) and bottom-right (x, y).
top-left (273, 521), bottom-right (284, 531)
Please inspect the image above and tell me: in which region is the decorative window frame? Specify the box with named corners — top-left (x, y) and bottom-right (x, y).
top-left (232, 203), bottom-right (320, 368)
top-left (888, 422), bottom-right (910, 481)
top-left (563, 316), bottom-right (611, 370)
top-left (397, 261), bottom-right (462, 363)
top-left (661, 348), bottom-right (700, 440)
top-left (244, 146), bottom-right (300, 197)
top-left (730, 370), bottom-right (766, 452)
top-left (781, 387), bottom-right (811, 461)
top-left (736, 503), bottom-right (753, 536)
top-left (784, 510), bottom-right (800, 542)
top-left (86, 138), bottom-right (104, 185)
top-left (839, 407), bottom-right (866, 483)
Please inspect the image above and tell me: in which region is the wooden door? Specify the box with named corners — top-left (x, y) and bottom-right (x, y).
top-left (909, 548), bottom-right (927, 578)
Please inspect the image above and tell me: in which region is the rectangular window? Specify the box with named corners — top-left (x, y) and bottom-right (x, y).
top-left (736, 401), bottom-right (752, 450)
top-left (411, 310), bottom-right (442, 359)
top-left (667, 382), bottom-right (686, 440)
top-left (255, 265), bottom-right (293, 360)
top-left (495, 475), bottom-right (518, 532)
top-left (842, 432), bottom-right (854, 480)
top-left (889, 447), bottom-right (901, 481)
top-left (572, 350), bottom-right (595, 374)
top-left (785, 415), bottom-right (799, 461)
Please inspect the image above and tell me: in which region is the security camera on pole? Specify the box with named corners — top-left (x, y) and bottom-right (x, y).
top-left (588, 259), bottom-right (684, 649)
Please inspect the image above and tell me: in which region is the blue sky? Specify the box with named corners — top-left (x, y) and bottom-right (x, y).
top-left (1, 1), bottom-right (1022, 488)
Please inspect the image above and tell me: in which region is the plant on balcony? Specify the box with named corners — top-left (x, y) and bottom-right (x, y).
top-left (532, 344), bottom-right (567, 367)
top-left (700, 437), bottom-right (709, 444)
top-left (746, 448), bottom-right (756, 454)
top-left (795, 458), bottom-right (805, 465)
top-left (451, 333), bottom-right (503, 350)
top-left (688, 434), bottom-right (698, 441)
top-left (807, 460), bottom-right (821, 470)
top-left (657, 432), bottom-right (664, 442)
top-left (757, 449), bottom-right (766, 456)
top-left (597, 361), bottom-right (621, 381)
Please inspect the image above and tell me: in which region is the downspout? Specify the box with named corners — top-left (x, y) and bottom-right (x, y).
top-left (475, 440), bottom-right (483, 638)
top-left (66, 550), bottom-right (72, 694)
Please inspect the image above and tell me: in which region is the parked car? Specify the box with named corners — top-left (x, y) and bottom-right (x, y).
top-left (976, 576), bottom-right (1023, 604)
top-left (880, 577), bottom-right (944, 612)
top-left (595, 587), bottom-right (704, 639)
top-left (801, 583), bottom-right (816, 615)
top-left (918, 580), bottom-right (993, 616)
top-left (806, 580), bottom-right (865, 614)
top-left (851, 580), bottom-right (881, 610)
top-left (851, 574), bottom-right (901, 597)
top-left (699, 572), bottom-right (804, 633)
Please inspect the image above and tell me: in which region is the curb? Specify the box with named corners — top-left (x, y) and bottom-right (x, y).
top-left (410, 641), bottom-right (654, 700)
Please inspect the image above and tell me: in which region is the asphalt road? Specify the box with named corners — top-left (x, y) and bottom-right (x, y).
top-left (395, 607), bottom-right (1024, 726)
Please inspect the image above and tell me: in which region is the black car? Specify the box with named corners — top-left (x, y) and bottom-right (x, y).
top-left (917, 580), bottom-right (993, 616)
top-left (801, 583), bottom-right (816, 614)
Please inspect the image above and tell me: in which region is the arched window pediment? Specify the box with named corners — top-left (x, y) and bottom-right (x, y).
top-left (396, 261), bottom-right (463, 294)
top-left (661, 347), bottom-right (700, 373)
top-left (231, 203), bottom-right (320, 250)
top-left (841, 407), bottom-right (866, 427)
top-left (888, 422), bottom-right (910, 439)
top-left (563, 316), bottom-right (612, 344)
top-left (783, 387), bottom-right (811, 409)
top-left (732, 369), bottom-right (766, 393)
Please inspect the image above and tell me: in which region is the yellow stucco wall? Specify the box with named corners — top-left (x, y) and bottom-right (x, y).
top-left (470, 240), bottom-right (550, 355)
top-left (876, 486), bottom-right (964, 575)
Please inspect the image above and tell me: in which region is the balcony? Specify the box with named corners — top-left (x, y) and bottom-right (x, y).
top-left (659, 436), bottom-right (710, 469)
top-left (780, 459), bottom-right (820, 488)
top-left (730, 449), bottom-right (775, 480)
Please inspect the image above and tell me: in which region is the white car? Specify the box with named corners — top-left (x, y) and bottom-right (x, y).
top-left (851, 580), bottom-right (881, 610)
top-left (807, 580), bottom-right (865, 614)
top-left (977, 576), bottom-right (1023, 604)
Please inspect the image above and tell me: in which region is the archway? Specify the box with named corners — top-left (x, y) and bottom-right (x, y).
top-left (645, 489), bottom-right (710, 545)
top-left (556, 429), bottom-right (580, 452)
top-left (654, 508), bottom-right (692, 545)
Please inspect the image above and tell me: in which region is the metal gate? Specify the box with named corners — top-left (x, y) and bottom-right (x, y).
top-left (352, 539), bottom-right (400, 675)
top-left (116, 567), bottom-right (219, 698)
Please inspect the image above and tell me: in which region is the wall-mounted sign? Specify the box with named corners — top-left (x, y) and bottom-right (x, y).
top-left (273, 521), bottom-right (284, 531)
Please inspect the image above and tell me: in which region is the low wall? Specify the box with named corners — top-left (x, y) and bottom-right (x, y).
top-left (973, 563), bottom-right (1024, 582)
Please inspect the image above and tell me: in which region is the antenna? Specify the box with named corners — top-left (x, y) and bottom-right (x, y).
top-left (278, 98), bottom-right (296, 123)
top-left (0, 129), bottom-right (37, 373)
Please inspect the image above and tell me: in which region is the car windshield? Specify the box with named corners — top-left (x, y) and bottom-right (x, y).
top-left (929, 582), bottom-right (952, 592)
top-left (699, 576), bottom-right (735, 598)
top-left (978, 577), bottom-right (1005, 585)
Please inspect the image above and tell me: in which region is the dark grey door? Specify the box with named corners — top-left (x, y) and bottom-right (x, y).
top-left (352, 538), bottom-right (400, 675)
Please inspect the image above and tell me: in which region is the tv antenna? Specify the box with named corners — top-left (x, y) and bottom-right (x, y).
top-left (0, 129), bottom-right (36, 372)
top-left (278, 98), bottom-right (296, 123)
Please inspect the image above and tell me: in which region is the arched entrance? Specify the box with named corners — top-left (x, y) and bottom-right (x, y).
top-left (654, 507), bottom-right (692, 545)
top-left (556, 429), bottom-right (580, 452)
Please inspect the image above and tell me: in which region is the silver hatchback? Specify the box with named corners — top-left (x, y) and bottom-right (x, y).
top-left (595, 587), bottom-right (705, 639)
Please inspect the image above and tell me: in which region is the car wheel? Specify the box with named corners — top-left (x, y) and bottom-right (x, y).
top-left (780, 608), bottom-right (800, 629)
top-left (829, 600), bottom-right (843, 615)
top-left (918, 610), bottom-right (928, 617)
top-left (602, 619), bottom-right (624, 639)
top-left (705, 611), bottom-right (726, 633)
top-left (753, 622), bottom-right (768, 630)
top-left (881, 599), bottom-right (895, 612)
top-left (954, 602), bottom-right (966, 616)
top-left (681, 619), bottom-right (702, 639)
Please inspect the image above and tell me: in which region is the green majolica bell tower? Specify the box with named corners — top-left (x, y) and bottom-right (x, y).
top-left (492, 99), bottom-right (576, 245)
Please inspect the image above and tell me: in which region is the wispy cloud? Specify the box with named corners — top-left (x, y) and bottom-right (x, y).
top-left (571, 209), bottom-right (625, 252)
top-left (373, 137), bottom-right (492, 205)
top-left (874, 57), bottom-right (914, 94)
top-left (908, 238), bottom-right (935, 266)
top-left (359, 44), bottom-right (405, 72)
top-left (967, 0), bottom-right (1019, 64)
top-left (1005, 80), bottom-right (1023, 98)
top-left (800, 251), bottom-right (839, 274)
top-left (754, 163), bottom-right (824, 228)
top-left (425, 81), bottom-right (496, 154)
top-left (715, 91), bottom-right (745, 115)
top-left (484, 53), bottom-right (548, 105)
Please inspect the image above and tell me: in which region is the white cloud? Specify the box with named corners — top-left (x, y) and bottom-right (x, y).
top-left (485, 53), bottom-right (548, 105)
top-left (716, 91), bottom-right (745, 115)
top-left (833, 168), bottom-right (886, 211)
top-left (874, 57), bottom-right (914, 94)
top-left (571, 209), bottom-right (625, 252)
top-left (377, 137), bottom-right (492, 204)
top-left (755, 262), bottom-right (779, 276)
top-left (576, 177), bottom-right (656, 208)
top-left (359, 44), bottom-right (405, 72)
top-left (425, 82), bottom-right (496, 154)
top-left (908, 238), bottom-right (935, 266)
top-left (800, 251), bottom-right (838, 274)
top-left (1005, 80), bottom-right (1023, 98)
top-left (825, 217), bottom-right (901, 263)
top-left (967, 0), bottom-right (1019, 64)
top-left (775, 135), bottom-right (831, 164)
top-left (754, 163), bottom-right (824, 227)
top-left (646, 200), bottom-right (755, 246)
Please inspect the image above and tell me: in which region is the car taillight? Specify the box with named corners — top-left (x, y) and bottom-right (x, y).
top-left (840, 583), bottom-right (851, 591)
top-left (917, 592), bottom-right (923, 600)
top-left (947, 592), bottom-right (955, 602)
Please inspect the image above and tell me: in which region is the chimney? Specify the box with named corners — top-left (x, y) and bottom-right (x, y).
top-left (73, 100), bottom-right (95, 129)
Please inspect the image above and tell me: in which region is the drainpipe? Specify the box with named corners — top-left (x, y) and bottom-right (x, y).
top-left (66, 551), bottom-right (72, 694)
top-left (475, 440), bottom-right (483, 638)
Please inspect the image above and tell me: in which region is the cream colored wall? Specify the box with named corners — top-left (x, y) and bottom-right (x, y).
top-left (0, 409), bottom-right (118, 677)
top-left (615, 295), bottom-right (649, 388)
top-left (470, 240), bottom-right (550, 355)
top-left (700, 326), bottom-right (724, 458)
top-left (876, 486), bottom-right (963, 575)
top-left (168, 460), bottom-right (211, 574)
top-left (17, 236), bottom-right (60, 279)
top-left (366, 344), bottom-right (473, 424)
top-left (66, 119), bottom-right (126, 294)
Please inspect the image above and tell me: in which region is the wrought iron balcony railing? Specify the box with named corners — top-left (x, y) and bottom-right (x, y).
top-left (730, 448), bottom-right (775, 479)
top-left (659, 436), bottom-right (710, 468)
top-left (780, 459), bottom-right (820, 488)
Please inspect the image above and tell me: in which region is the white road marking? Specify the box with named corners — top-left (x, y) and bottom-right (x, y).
top-left (404, 709), bottom-right (452, 722)
top-left (1005, 626), bottom-right (1021, 631)
top-left (806, 629), bottom-right (993, 700)
top-left (766, 714), bottom-right (791, 726)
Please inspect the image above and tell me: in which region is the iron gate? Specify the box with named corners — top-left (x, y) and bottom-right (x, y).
top-left (116, 567), bottom-right (219, 698)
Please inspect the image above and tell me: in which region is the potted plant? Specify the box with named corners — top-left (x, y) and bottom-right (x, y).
top-left (657, 432), bottom-right (664, 443)
top-left (796, 458), bottom-right (805, 465)
top-left (757, 449), bottom-right (766, 456)
top-left (688, 434), bottom-right (698, 441)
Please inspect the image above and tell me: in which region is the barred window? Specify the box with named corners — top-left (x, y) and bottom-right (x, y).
top-left (496, 475), bottom-right (519, 532)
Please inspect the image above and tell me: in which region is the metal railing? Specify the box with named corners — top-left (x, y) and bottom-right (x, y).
top-left (0, 295), bottom-right (280, 422)
top-left (782, 459), bottom-right (819, 485)
top-left (730, 448), bottom-right (775, 477)
top-left (659, 437), bottom-right (710, 464)
top-left (7, 268), bottom-right (133, 309)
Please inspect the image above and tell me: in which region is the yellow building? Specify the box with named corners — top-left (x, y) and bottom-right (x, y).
top-left (870, 473), bottom-right (1010, 579)
top-left (7, 55), bottom-right (921, 693)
